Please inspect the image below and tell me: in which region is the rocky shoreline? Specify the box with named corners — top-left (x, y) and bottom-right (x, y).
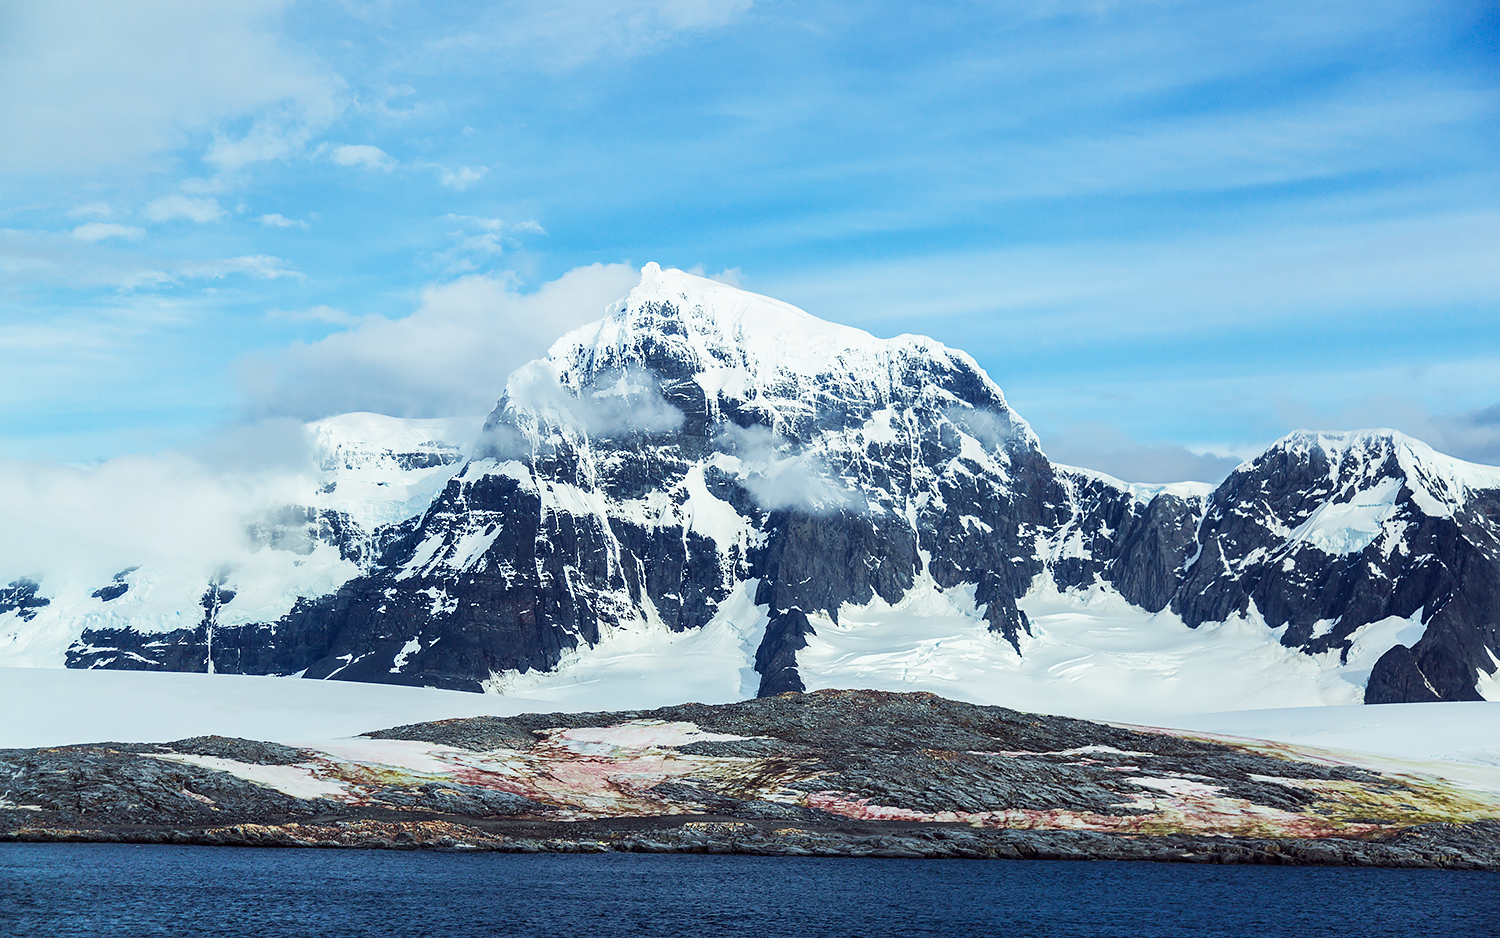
top-left (7, 817), bottom-right (1500, 870)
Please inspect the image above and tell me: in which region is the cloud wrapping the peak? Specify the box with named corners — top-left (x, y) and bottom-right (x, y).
top-left (491, 364), bottom-right (685, 455)
top-left (0, 418), bottom-right (320, 600)
top-left (719, 424), bottom-right (864, 513)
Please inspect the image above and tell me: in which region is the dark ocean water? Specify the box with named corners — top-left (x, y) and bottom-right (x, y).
top-left (2, 843), bottom-right (1497, 938)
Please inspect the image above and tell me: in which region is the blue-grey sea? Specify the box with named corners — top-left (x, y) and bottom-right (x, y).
top-left (2, 843), bottom-right (1497, 937)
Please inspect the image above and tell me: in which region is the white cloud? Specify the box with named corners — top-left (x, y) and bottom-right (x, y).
top-left (687, 265), bottom-right (743, 287)
top-left (764, 208), bottom-right (1500, 340)
top-left (328, 144), bottom-right (396, 171)
top-left (206, 113), bottom-right (319, 171)
top-left (70, 223), bottom-right (145, 242)
top-left (435, 165), bottom-right (487, 190)
top-left (144, 195), bottom-right (227, 224)
top-left (67, 202), bottom-right (113, 218)
top-left (260, 213), bottom-right (309, 228)
top-left (496, 363), bottom-right (685, 448)
top-left (0, 227), bottom-right (302, 291)
top-left (182, 255), bottom-right (303, 280)
top-left (0, 1), bottom-right (343, 174)
top-left (435, 215), bottom-right (546, 272)
top-left (243, 262), bottom-right (640, 420)
top-left (0, 420), bottom-right (319, 596)
top-left (718, 424), bottom-right (864, 512)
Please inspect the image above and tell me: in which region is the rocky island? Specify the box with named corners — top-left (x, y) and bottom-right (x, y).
top-left (5, 689), bottom-right (1498, 868)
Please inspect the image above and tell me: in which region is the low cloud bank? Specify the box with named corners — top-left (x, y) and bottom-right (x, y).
top-left (1040, 423), bottom-right (1244, 485)
top-left (243, 263), bottom-right (639, 421)
top-left (0, 420), bottom-right (319, 593)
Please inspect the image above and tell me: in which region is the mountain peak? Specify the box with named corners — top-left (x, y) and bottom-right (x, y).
top-left (591, 263), bottom-right (901, 370)
top-left (522, 264), bottom-right (1018, 429)
top-left (1240, 428), bottom-right (1500, 522)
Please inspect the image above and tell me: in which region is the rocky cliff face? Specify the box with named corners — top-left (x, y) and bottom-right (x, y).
top-left (11, 266), bottom-right (1500, 706)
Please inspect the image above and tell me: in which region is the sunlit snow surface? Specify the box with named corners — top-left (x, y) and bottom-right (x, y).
top-left (793, 573), bottom-right (1432, 721)
top-left (308, 412), bottom-right (483, 531)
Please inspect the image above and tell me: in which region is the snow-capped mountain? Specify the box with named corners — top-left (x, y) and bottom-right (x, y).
top-left (3, 264), bottom-right (1498, 714)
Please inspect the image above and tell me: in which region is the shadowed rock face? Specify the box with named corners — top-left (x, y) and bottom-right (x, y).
top-left (60, 269), bottom-right (1500, 703)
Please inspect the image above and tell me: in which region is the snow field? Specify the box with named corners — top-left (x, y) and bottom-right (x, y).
top-left (795, 571), bottom-right (1438, 722)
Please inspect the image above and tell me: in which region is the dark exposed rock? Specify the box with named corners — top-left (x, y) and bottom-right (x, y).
top-left (0, 579), bottom-right (49, 622)
top-left (754, 610), bottom-right (816, 696)
top-left (367, 716), bottom-right (539, 751)
top-left (0, 745), bottom-right (340, 827)
top-left (160, 736), bottom-right (306, 765)
top-left (89, 568), bottom-right (138, 603)
top-left (368, 783), bottom-right (545, 816)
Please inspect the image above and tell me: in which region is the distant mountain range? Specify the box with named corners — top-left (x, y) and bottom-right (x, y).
top-left (3, 265), bottom-right (1497, 711)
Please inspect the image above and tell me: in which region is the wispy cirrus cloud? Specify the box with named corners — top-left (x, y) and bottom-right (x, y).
top-left (431, 0), bottom-right (754, 70)
top-left (430, 164), bottom-right (488, 191)
top-left (432, 215), bottom-right (546, 272)
top-left (67, 202), bottom-right (114, 219)
top-left (181, 255), bottom-right (303, 281)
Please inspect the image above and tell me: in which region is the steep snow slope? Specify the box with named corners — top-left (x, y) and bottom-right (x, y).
top-left (6, 265), bottom-right (1500, 711)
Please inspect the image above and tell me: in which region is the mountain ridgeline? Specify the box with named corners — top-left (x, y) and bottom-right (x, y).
top-left (26, 266), bottom-right (1500, 705)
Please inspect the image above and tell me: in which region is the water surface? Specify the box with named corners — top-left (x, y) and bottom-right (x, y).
top-left (3, 844), bottom-right (1497, 937)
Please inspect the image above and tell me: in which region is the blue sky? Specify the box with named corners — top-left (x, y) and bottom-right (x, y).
top-left (2, 0), bottom-right (1497, 481)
